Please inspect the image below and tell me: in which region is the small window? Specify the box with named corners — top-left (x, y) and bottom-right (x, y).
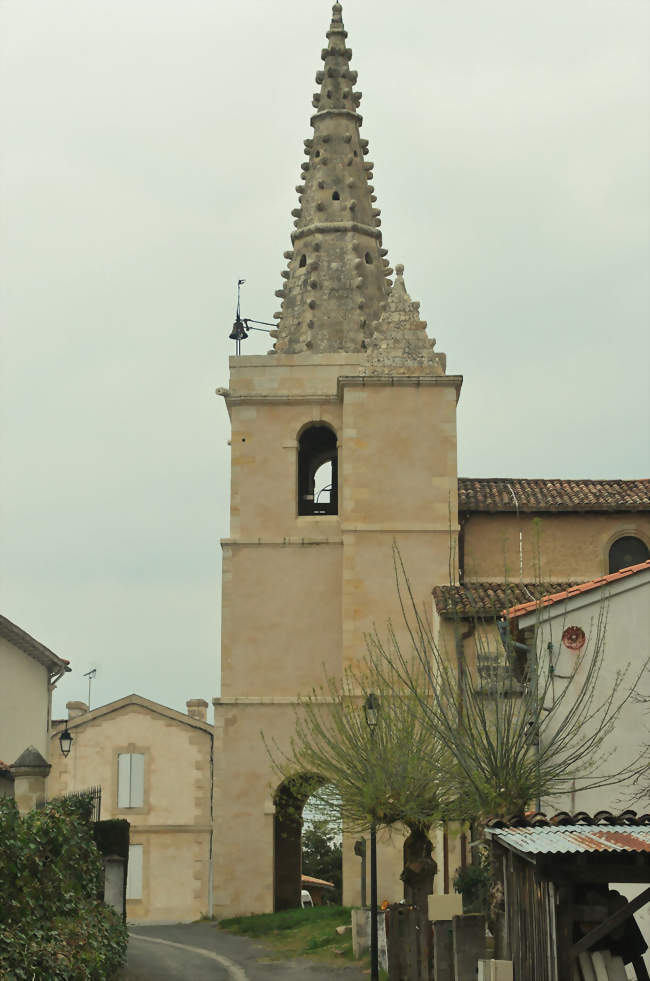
top-left (118, 753), bottom-right (144, 808)
top-left (299, 254), bottom-right (307, 267)
top-left (298, 426), bottom-right (338, 516)
top-left (332, 190), bottom-right (340, 201)
top-left (608, 536), bottom-right (649, 573)
top-left (126, 844), bottom-right (143, 900)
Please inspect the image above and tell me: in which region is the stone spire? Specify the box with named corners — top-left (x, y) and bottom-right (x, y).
top-left (271, 3), bottom-right (392, 354)
top-left (366, 264), bottom-right (446, 375)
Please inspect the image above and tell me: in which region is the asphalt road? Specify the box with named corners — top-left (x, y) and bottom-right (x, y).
top-left (123, 922), bottom-right (368, 981)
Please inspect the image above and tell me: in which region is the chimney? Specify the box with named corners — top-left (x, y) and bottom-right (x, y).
top-left (67, 701), bottom-right (89, 720)
top-left (186, 699), bottom-right (208, 722)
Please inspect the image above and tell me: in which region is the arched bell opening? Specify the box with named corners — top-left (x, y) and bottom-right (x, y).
top-left (298, 425), bottom-right (338, 516)
top-left (273, 773), bottom-right (323, 911)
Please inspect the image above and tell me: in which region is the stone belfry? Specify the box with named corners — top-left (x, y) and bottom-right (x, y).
top-left (213, 2), bottom-right (461, 917)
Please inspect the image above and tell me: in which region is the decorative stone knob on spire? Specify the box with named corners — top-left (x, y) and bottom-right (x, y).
top-left (271, 2), bottom-right (391, 355)
top-left (366, 264), bottom-right (446, 376)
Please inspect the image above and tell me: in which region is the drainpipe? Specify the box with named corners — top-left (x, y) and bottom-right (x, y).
top-left (455, 621), bottom-right (476, 706)
top-left (208, 722), bottom-right (214, 919)
top-left (458, 513), bottom-right (471, 585)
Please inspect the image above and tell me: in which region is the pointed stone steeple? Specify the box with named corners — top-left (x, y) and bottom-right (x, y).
top-left (271, 3), bottom-right (392, 354)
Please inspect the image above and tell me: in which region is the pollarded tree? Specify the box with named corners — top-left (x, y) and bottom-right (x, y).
top-left (266, 650), bottom-right (454, 909)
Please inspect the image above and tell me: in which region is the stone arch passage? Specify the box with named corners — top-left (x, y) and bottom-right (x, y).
top-left (273, 774), bottom-right (322, 911)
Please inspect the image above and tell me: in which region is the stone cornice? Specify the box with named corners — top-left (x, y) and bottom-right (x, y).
top-left (219, 393), bottom-right (339, 406)
top-left (291, 220), bottom-right (381, 244)
top-left (214, 696), bottom-right (335, 705)
top-left (310, 108), bottom-right (363, 127)
top-left (220, 537), bottom-right (342, 547)
top-left (338, 373), bottom-right (464, 398)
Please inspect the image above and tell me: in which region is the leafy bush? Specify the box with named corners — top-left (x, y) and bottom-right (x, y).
top-left (94, 819), bottom-right (130, 863)
top-left (0, 794), bottom-right (128, 980)
top-left (452, 854), bottom-right (491, 914)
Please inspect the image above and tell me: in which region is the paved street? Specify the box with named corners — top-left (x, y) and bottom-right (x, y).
top-left (124, 922), bottom-right (368, 980)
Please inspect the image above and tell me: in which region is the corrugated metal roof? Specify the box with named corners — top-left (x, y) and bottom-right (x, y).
top-left (486, 825), bottom-right (650, 856)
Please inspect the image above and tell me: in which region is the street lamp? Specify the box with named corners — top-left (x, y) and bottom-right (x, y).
top-left (364, 692), bottom-right (379, 981)
top-left (58, 727), bottom-right (73, 758)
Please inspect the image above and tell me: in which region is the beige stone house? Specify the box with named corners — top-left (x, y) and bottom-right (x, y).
top-left (0, 613), bottom-right (71, 800)
top-left (212, 1), bottom-right (650, 917)
top-left (49, 694), bottom-right (213, 923)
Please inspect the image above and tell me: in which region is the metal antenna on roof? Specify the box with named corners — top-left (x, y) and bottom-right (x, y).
top-left (83, 668), bottom-right (97, 710)
top-left (506, 482), bottom-right (536, 601)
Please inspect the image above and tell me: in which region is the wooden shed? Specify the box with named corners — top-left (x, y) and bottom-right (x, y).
top-left (484, 811), bottom-right (650, 981)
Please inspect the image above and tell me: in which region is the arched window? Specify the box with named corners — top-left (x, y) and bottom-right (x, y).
top-left (608, 535), bottom-right (649, 573)
top-left (298, 425), bottom-right (338, 516)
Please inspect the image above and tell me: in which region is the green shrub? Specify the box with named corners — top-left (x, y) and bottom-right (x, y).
top-left (94, 819), bottom-right (130, 862)
top-left (452, 855), bottom-right (491, 914)
top-left (0, 795), bottom-right (128, 980)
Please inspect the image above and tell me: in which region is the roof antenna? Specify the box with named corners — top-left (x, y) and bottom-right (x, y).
top-left (228, 279), bottom-right (278, 355)
top-left (83, 668), bottom-right (97, 710)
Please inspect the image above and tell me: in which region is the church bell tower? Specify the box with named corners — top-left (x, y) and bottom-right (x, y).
top-left (213, 2), bottom-right (462, 916)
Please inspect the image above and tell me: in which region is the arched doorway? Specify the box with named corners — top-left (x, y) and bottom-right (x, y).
top-left (273, 775), bottom-right (321, 910)
top-left (273, 775), bottom-right (342, 910)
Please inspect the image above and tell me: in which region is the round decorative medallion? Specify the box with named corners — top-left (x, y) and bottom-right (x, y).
top-left (562, 626), bottom-right (586, 650)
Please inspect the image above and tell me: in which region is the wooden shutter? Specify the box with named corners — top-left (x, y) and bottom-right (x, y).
top-left (130, 753), bottom-right (145, 807)
top-left (126, 844), bottom-right (143, 900)
top-left (117, 753), bottom-right (131, 808)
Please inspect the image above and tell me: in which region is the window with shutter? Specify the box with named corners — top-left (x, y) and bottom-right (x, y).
top-left (117, 753), bottom-right (145, 808)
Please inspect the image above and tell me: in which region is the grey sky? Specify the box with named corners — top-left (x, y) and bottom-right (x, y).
top-left (1, 0), bottom-right (648, 720)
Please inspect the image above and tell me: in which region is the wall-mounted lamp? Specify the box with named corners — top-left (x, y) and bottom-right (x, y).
top-left (58, 727), bottom-right (73, 758)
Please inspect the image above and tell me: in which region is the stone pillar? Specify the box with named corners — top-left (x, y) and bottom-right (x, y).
top-left (10, 746), bottom-right (51, 814)
top-left (453, 914), bottom-right (486, 981)
top-left (186, 699), bottom-right (208, 722)
top-left (433, 920), bottom-right (454, 981)
top-left (103, 855), bottom-right (126, 918)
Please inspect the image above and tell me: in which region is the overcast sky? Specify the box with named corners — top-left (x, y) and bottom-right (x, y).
top-left (1, 0), bottom-right (648, 721)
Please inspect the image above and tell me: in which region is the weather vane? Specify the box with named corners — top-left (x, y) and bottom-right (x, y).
top-left (229, 280), bottom-right (277, 355)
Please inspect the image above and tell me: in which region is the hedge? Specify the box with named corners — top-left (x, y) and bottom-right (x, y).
top-left (0, 794), bottom-right (128, 980)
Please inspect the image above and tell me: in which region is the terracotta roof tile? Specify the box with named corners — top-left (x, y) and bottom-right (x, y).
top-left (506, 559), bottom-right (650, 619)
top-left (486, 810), bottom-right (650, 829)
top-left (458, 478), bottom-right (650, 513)
top-left (433, 581), bottom-right (577, 618)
